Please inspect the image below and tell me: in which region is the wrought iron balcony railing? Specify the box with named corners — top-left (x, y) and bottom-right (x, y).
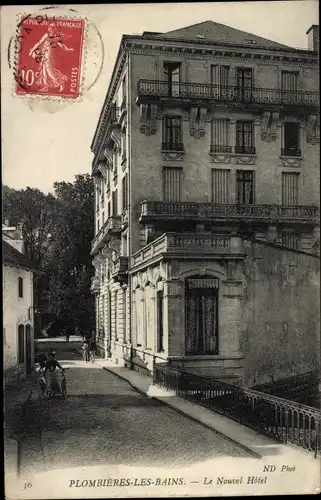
top-left (140, 200), bottom-right (319, 225)
top-left (281, 148), bottom-right (302, 157)
top-left (153, 364), bottom-right (320, 457)
top-left (132, 232), bottom-right (242, 267)
top-left (137, 80), bottom-right (319, 108)
top-left (235, 145), bottom-right (256, 155)
top-left (161, 141), bottom-right (184, 152)
top-left (210, 145), bottom-right (232, 154)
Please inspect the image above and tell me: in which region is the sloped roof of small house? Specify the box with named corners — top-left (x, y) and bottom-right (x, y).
top-left (155, 20), bottom-right (292, 49)
top-left (3, 240), bottom-right (38, 272)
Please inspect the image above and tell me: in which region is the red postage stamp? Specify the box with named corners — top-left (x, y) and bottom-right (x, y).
top-left (15, 15), bottom-right (86, 99)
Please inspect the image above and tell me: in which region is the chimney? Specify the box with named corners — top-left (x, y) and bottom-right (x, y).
top-left (306, 25), bottom-right (319, 52)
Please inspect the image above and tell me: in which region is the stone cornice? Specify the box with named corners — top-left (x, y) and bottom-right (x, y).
top-left (125, 37), bottom-right (318, 66)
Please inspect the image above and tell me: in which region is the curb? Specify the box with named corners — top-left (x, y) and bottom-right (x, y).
top-left (101, 365), bottom-right (261, 459)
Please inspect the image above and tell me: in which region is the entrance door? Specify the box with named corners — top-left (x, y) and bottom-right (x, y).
top-left (25, 324), bottom-right (32, 374)
top-left (185, 277), bottom-right (219, 355)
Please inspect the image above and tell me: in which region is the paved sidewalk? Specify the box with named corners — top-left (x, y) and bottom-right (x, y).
top-left (96, 358), bottom-right (318, 463)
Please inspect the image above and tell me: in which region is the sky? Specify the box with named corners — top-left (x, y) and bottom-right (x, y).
top-left (1, 1), bottom-right (319, 193)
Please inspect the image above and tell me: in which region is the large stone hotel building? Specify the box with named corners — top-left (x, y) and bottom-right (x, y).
top-left (90, 21), bottom-right (320, 386)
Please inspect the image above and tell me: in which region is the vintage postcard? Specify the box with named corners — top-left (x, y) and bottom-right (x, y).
top-left (2, 2), bottom-right (320, 499)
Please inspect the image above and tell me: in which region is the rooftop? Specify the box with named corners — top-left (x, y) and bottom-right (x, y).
top-left (3, 239), bottom-right (38, 272)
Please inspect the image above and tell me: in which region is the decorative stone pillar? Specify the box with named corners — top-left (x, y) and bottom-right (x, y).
top-left (220, 280), bottom-right (244, 356)
top-left (149, 286), bottom-right (156, 352)
top-left (163, 280), bottom-right (184, 357)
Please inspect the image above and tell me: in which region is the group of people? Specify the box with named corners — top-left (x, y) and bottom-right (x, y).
top-left (82, 336), bottom-right (97, 363)
top-left (37, 350), bottom-right (65, 398)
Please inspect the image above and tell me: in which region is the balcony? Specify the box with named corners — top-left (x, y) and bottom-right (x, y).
top-left (161, 141), bottom-right (184, 152)
top-left (210, 145), bottom-right (232, 154)
top-left (281, 148), bottom-right (302, 157)
top-left (112, 256), bottom-right (128, 282)
top-left (137, 80), bottom-right (319, 111)
top-left (132, 233), bottom-right (243, 268)
top-left (90, 276), bottom-right (100, 294)
top-left (139, 201), bottom-right (319, 226)
top-left (234, 146), bottom-right (256, 155)
top-left (91, 215), bottom-right (121, 255)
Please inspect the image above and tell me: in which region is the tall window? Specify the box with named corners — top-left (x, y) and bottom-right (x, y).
top-left (211, 169), bottom-right (230, 204)
top-left (108, 201), bottom-right (111, 218)
top-left (121, 128), bottom-right (127, 159)
top-left (112, 190), bottom-right (118, 215)
top-left (282, 172), bottom-right (299, 205)
top-left (236, 170), bottom-right (255, 204)
top-left (236, 67), bottom-right (253, 101)
top-left (163, 167), bottom-right (182, 202)
top-left (281, 71), bottom-right (298, 102)
top-left (235, 121), bottom-right (255, 154)
top-left (122, 174), bottom-right (128, 211)
top-left (211, 119), bottom-right (230, 153)
top-left (162, 116), bottom-right (183, 151)
top-left (156, 291), bottom-right (164, 352)
top-left (282, 122), bottom-right (301, 157)
top-left (211, 65), bottom-right (230, 98)
top-left (18, 277), bottom-right (23, 298)
top-left (163, 62), bottom-right (181, 97)
top-left (18, 325), bottom-right (25, 364)
top-left (185, 277), bottom-right (219, 355)
top-left (113, 147), bottom-right (118, 176)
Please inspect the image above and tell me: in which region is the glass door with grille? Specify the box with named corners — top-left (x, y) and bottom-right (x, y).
top-left (185, 277), bottom-right (219, 355)
top-left (236, 68), bottom-right (253, 102)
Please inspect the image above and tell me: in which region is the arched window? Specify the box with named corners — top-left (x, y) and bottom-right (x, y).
top-left (185, 276), bottom-right (219, 355)
top-left (18, 324), bottom-right (25, 364)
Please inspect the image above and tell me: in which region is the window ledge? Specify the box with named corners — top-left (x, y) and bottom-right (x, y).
top-left (161, 149), bottom-right (185, 154)
top-left (279, 155), bottom-right (303, 160)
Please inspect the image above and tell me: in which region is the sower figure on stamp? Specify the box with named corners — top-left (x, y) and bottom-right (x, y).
top-left (28, 22), bottom-right (74, 92)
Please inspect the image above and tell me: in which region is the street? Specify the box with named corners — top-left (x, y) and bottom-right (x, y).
top-left (18, 341), bottom-right (252, 477)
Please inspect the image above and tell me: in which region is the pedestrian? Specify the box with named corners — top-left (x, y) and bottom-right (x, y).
top-left (44, 351), bottom-right (65, 398)
top-left (89, 336), bottom-right (97, 363)
top-left (65, 330), bottom-right (70, 343)
top-left (82, 339), bottom-right (90, 362)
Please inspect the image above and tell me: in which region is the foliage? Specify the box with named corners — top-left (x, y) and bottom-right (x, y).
top-left (2, 175), bottom-right (95, 336)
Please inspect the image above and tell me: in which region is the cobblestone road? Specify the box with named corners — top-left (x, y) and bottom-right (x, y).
top-left (19, 342), bottom-right (252, 475)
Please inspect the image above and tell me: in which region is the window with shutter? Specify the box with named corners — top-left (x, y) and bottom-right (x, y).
top-left (211, 169), bottom-right (230, 204)
top-left (18, 277), bottom-right (23, 298)
top-left (282, 122), bottom-right (301, 157)
top-left (282, 172), bottom-right (299, 205)
top-left (18, 324), bottom-right (25, 364)
top-left (163, 167), bottom-right (183, 202)
top-left (211, 119), bottom-right (230, 153)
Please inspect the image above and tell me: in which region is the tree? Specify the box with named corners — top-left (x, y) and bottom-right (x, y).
top-left (2, 186), bottom-right (57, 266)
top-left (45, 174), bottom-right (95, 335)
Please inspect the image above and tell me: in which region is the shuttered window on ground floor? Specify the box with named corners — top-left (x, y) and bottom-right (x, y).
top-left (282, 232), bottom-right (301, 250)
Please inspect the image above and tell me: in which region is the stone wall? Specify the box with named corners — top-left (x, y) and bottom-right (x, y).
top-left (241, 240), bottom-right (320, 386)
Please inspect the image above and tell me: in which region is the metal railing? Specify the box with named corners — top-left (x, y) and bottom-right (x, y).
top-left (153, 364), bottom-right (321, 457)
top-left (161, 141), bottom-right (184, 152)
top-left (235, 145), bottom-right (256, 155)
top-left (137, 80), bottom-right (319, 107)
top-left (210, 145), bottom-right (232, 154)
top-left (281, 148), bottom-right (302, 157)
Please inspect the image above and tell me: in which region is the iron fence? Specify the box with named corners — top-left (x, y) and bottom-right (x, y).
top-left (153, 364), bottom-right (321, 457)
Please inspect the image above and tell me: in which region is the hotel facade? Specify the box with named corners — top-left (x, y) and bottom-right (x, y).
top-left (90, 21), bottom-right (320, 386)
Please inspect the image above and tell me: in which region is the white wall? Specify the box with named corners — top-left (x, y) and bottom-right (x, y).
top-left (3, 264), bottom-right (34, 379)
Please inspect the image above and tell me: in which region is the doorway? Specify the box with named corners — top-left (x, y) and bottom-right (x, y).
top-left (185, 277), bottom-right (219, 355)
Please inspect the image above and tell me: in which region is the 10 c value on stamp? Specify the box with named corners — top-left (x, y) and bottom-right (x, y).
top-left (14, 14), bottom-right (86, 100)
